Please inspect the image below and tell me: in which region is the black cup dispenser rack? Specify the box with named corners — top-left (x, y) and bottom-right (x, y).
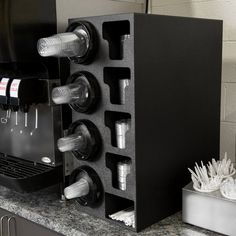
top-left (0, 0), bottom-right (63, 192)
top-left (38, 13), bottom-right (222, 231)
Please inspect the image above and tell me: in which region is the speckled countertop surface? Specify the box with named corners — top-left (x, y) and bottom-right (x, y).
top-left (0, 185), bottom-right (222, 236)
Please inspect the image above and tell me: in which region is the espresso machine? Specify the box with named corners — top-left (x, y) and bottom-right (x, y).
top-left (0, 0), bottom-right (64, 192)
top-left (37, 13), bottom-right (222, 231)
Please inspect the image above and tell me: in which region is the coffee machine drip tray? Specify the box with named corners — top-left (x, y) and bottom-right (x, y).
top-left (0, 154), bottom-right (62, 192)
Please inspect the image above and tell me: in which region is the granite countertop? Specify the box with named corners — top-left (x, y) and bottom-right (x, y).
top-left (0, 186), bottom-right (222, 236)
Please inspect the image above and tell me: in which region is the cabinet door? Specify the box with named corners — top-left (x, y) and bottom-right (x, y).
top-left (0, 208), bottom-right (63, 236)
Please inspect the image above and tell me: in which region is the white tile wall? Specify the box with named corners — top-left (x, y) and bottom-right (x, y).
top-left (221, 122), bottom-right (236, 162)
top-left (56, 0), bottom-right (144, 31)
top-left (111, 0), bottom-right (145, 3)
top-left (152, 0), bottom-right (236, 162)
top-left (222, 61), bottom-right (236, 83)
top-left (221, 83), bottom-right (236, 123)
top-left (152, 0), bottom-right (216, 7)
top-left (152, 0), bottom-right (236, 41)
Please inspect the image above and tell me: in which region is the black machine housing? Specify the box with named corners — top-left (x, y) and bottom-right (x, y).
top-left (0, 0), bottom-right (63, 192)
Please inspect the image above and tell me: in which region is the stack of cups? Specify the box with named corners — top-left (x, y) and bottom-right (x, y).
top-left (117, 161), bottom-right (131, 191)
top-left (119, 79), bottom-right (129, 105)
top-left (115, 119), bottom-right (131, 149)
top-left (120, 34), bottom-right (131, 59)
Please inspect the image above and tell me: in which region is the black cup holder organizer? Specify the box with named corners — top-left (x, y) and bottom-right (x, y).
top-left (62, 14), bottom-right (222, 232)
top-left (62, 15), bottom-right (136, 231)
